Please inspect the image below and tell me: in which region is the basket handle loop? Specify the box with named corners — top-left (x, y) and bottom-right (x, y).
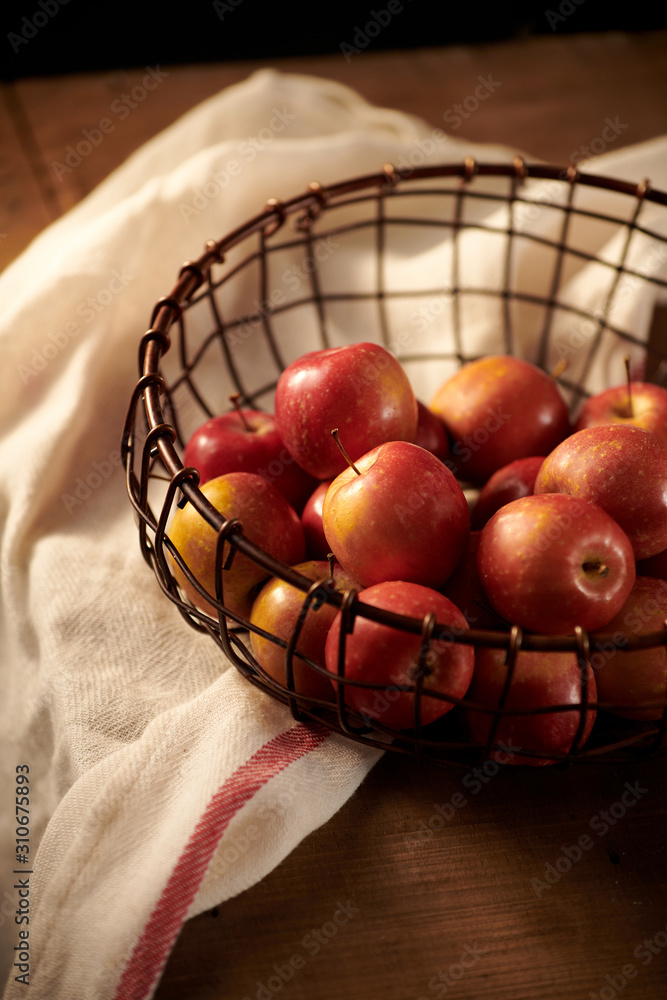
top-left (513, 156), bottom-right (527, 180)
top-left (154, 465), bottom-right (201, 589)
top-left (263, 198), bottom-right (287, 238)
top-left (480, 623), bottom-right (523, 761)
top-left (213, 517), bottom-right (245, 656)
top-left (334, 589), bottom-right (372, 736)
top-left (569, 625), bottom-right (593, 760)
top-left (283, 575), bottom-right (337, 722)
top-left (462, 156), bottom-right (477, 183)
top-left (412, 611), bottom-right (437, 738)
top-left (295, 182), bottom-right (328, 231)
top-left (381, 163), bottom-right (399, 190)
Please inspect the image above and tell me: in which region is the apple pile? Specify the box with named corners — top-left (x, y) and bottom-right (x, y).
top-left (168, 343), bottom-right (667, 764)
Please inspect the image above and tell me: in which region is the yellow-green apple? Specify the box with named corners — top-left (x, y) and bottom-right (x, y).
top-left (168, 472), bottom-right (305, 620)
top-left (274, 342), bottom-right (418, 479)
top-left (477, 493), bottom-right (636, 634)
top-left (429, 355), bottom-right (570, 483)
top-left (324, 580), bottom-right (474, 729)
top-left (591, 575), bottom-right (667, 720)
top-left (300, 480), bottom-right (332, 561)
top-left (442, 531), bottom-right (506, 631)
top-left (463, 646), bottom-right (597, 766)
top-left (183, 407), bottom-right (317, 512)
top-left (574, 381), bottom-right (667, 445)
top-left (415, 400), bottom-right (450, 462)
top-left (249, 560), bottom-right (360, 702)
top-left (534, 424), bottom-right (667, 560)
top-left (322, 440), bottom-right (470, 590)
top-left (471, 455), bottom-right (544, 530)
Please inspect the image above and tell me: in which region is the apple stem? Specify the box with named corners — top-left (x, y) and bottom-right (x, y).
top-left (583, 560), bottom-right (609, 579)
top-left (624, 355), bottom-right (634, 418)
top-left (229, 392), bottom-right (253, 432)
top-left (327, 552), bottom-right (336, 582)
top-left (331, 428), bottom-right (361, 475)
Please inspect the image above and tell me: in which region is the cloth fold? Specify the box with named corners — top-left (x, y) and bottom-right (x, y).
top-left (1, 68), bottom-right (666, 1000)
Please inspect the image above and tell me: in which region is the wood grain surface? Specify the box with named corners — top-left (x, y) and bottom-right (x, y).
top-left (159, 753), bottom-right (667, 1000)
top-left (2, 31), bottom-right (667, 273)
top-left (2, 29), bottom-right (667, 1000)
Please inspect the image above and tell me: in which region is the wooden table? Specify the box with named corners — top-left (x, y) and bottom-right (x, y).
top-left (3, 30), bottom-right (667, 1000)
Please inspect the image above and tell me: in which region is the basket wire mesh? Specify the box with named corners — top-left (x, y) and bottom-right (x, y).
top-left (123, 158), bottom-right (667, 768)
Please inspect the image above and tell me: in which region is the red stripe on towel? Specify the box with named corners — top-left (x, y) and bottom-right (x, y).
top-left (113, 723), bottom-right (329, 1000)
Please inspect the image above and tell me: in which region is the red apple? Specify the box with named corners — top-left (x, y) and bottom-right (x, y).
top-left (324, 580), bottom-right (475, 729)
top-left (574, 381), bottom-right (667, 445)
top-left (471, 455), bottom-right (544, 530)
top-left (415, 400), bottom-right (450, 462)
top-left (463, 646), bottom-right (597, 766)
top-left (274, 342), bottom-right (418, 479)
top-left (477, 493), bottom-right (636, 634)
top-left (249, 560), bottom-right (360, 702)
top-left (429, 355), bottom-right (570, 484)
top-left (183, 407), bottom-right (317, 513)
top-left (591, 576), bottom-right (667, 720)
top-left (534, 424), bottom-right (667, 560)
top-left (168, 472), bottom-right (306, 620)
top-left (442, 531), bottom-right (507, 631)
top-left (637, 547), bottom-right (667, 580)
top-left (300, 480), bottom-right (333, 561)
top-left (322, 440), bottom-right (470, 590)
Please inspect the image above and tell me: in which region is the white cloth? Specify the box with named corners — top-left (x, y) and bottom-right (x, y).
top-left (1, 68), bottom-right (666, 1000)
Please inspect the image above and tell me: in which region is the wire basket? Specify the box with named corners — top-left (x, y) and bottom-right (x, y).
top-left (123, 158), bottom-right (667, 768)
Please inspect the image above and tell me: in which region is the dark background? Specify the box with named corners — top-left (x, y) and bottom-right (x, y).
top-left (2, 0), bottom-right (666, 81)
